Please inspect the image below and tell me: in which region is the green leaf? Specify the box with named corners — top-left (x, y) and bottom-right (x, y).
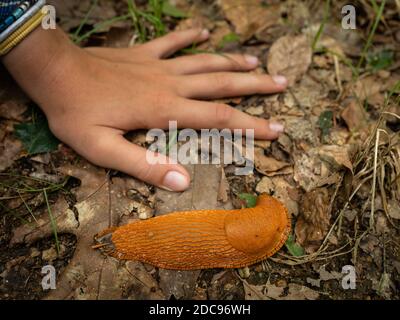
top-left (14, 117), bottom-right (59, 155)
top-left (218, 32), bottom-right (240, 49)
top-left (318, 110), bottom-right (333, 137)
top-left (285, 234), bottom-right (304, 257)
top-left (367, 50), bottom-right (394, 72)
top-left (238, 193), bottom-right (257, 208)
top-left (162, 1), bottom-right (187, 18)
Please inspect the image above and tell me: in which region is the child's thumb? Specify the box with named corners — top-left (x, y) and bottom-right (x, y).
top-left (82, 130), bottom-right (190, 191)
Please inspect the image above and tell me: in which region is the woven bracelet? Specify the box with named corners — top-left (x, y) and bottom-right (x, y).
top-left (0, 8), bottom-right (46, 56)
top-left (0, 0), bottom-right (46, 43)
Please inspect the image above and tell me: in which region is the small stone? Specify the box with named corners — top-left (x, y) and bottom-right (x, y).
top-left (137, 204), bottom-right (154, 220)
top-left (238, 266), bottom-right (250, 279)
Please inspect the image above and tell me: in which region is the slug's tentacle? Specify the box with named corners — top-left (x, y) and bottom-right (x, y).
top-left (94, 195), bottom-right (290, 270)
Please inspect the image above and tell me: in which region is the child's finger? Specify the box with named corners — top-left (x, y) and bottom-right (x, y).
top-left (164, 53), bottom-right (259, 75)
top-left (141, 28), bottom-right (209, 59)
top-left (82, 129), bottom-right (191, 191)
top-left (151, 98), bottom-right (284, 140)
top-left (177, 72), bottom-right (288, 99)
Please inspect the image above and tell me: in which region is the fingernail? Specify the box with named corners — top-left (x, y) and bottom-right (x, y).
top-left (272, 75), bottom-right (287, 86)
top-left (269, 122), bottom-right (285, 133)
top-left (244, 55), bottom-right (259, 66)
top-left (200, 29), bottom-right (209, 39)
top-left (162, 171), bottom-right (189, 191)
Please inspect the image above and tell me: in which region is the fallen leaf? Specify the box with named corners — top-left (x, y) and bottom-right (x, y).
top-left (256, 176), bottom-right (299, 216)
top-left (293, 144), bottom-right (350, 192)
top-left (209, 270), bottom-right (244, 299)
top-left (0, 101), bottom-right (27, 121)
top-left (341, 98), bottom-right (368, 131)
top-left (318, 265), bottom-right (342, 282)
top-left (350, 75), bottom-right (384, 105)
top-left (245, 106), bottom-right (264, 116)
top-left (281, 283), bottom-right (319, 300)
top-left (243, 280), bottom-right (284, 300)
top-left (285, 117), bottom-right (319, 146)
top-left (14, 117), bottom-right (59, 155)
top-left (317, 145), bottom-right (353, 172)
top-left (218, 0), bottom-right (280, 41)
top-left (254, 148), bottom-right (292, 176)
top-left (388, 200), bottom-right (400, 220)
top-left (295, 188), bottom-right (331, 253)
top-left (0, 134), bottom-right (22, 171)
top-left (267, 34), bottom-right (312, 86)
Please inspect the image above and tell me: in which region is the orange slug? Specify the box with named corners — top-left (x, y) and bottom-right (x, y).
top-left (94, 194), bottom-right (290, 270)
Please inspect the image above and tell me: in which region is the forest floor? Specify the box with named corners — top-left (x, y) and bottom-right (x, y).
top-left (0, 0), bottom-right (399, 300)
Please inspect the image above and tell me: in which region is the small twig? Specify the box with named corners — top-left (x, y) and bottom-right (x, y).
top-left (333, 55), bottom-right (343, 97)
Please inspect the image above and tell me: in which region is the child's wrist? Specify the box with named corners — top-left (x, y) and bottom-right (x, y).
top-left (2, 26), bottom-right (77, 113)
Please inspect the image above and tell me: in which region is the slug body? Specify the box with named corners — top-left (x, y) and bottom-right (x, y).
top-left (95, 195), bottom-right (290, 270)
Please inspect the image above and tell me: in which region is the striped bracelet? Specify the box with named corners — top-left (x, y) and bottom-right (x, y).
top-left (0, 8), bottom-right (46, 56)
top-left (0, 1), bottom-right (32, 33)
top-left (0, 0), bottom-right (45, 43)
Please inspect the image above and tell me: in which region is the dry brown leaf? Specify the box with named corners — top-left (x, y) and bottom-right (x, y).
top-left (284, 117), bottom-right (318, 146)
top-left (256, 176), bottom-right (299, 216)
top-left (0, 101), bottom-right (27, 121)
top-left (267, 34), bottom-right (312, 86)
top-left (243, 280), bottom-right (284, 300)
top-left (293, 150), bottom-right (328, 192)
top-left (254, 148), bottom-right (292, 176)
top-left (388, 200), bottom-right (400, 220)
top-left (281, 283), bottom-right (320, 300)
top-left (295, 188), bottom-right (331, 253)
top-left (245, 106), bottom-right (264, 116)
top-left (0, 134), bottom-right (22, 171)
top-left (307, 265), bottom-right (342, 288)
top-left (317, 145), bottom-right (353, 172)
top-left (350, 75), bottom-right (384, 105)
top-left (341, 99), bottom-right (368, 131)
top-left (284, 74), bottom-right (328, 112)
top-left (294, 144), bottom-right (352, 192)
top-left (218, 0), bottom-right (280, 41)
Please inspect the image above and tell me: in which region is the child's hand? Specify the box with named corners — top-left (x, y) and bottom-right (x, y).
top-left (3, 27), bottom-right (287, 191)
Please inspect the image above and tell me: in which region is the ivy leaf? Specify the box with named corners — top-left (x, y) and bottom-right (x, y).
top-left (238, 193), bottom-right (257, 208)
top-left (14, 117), bottom-right (59, 155)
top-left (318, 110), bottom-right (333, 137)
top-left (162, 1), bottom-right (187, 18)
top-left (285, 234), bottom-right (304, 257)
